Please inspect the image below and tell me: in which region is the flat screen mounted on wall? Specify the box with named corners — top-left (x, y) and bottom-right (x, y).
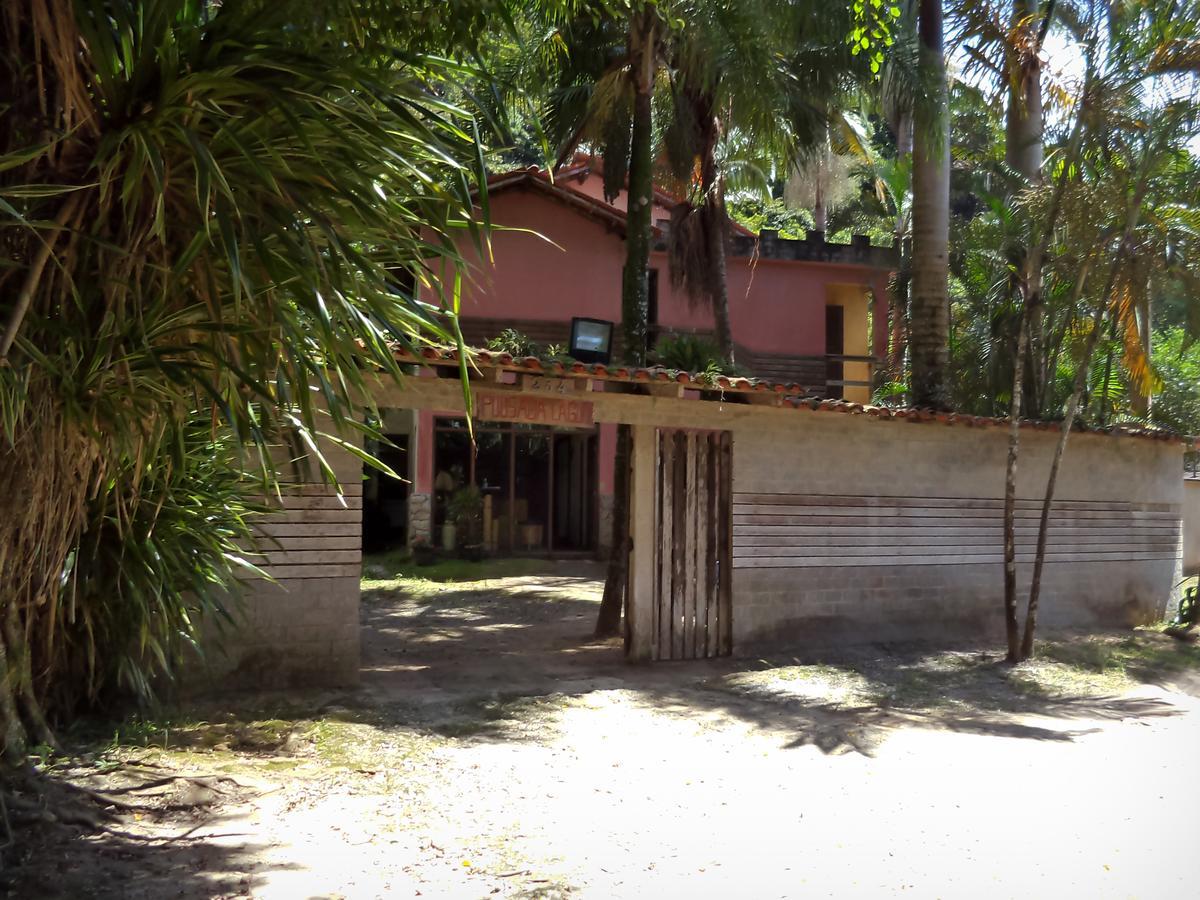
top-left (569, 317), bottom-right (614, 364)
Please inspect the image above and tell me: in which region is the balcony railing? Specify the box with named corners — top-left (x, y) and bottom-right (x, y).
top-left (823, 353), bottom-right (879, 400)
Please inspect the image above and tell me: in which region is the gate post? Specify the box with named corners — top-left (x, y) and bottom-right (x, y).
top-left (627, 423), bottom-right (656, 661)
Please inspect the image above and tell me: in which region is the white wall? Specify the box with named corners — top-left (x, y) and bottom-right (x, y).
top-left (1184, 479), bottom-right (1200, 577)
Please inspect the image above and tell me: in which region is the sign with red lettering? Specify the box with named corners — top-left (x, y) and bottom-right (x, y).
top-left (475, 391), bottom-right (594, 428)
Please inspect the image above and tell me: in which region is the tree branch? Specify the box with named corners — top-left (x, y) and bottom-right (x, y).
top-left (0, 193), bottom-right (83, 362)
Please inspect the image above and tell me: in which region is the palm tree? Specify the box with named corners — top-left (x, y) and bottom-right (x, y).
top-left (519, 2), bottom-right (668, 636)
top-left (662, 1), bottom-right (863, 368)
top-left (0, 0), bottom-right (490, 760)
top-left (909, 0), bottom-right (952, 409)
top-left (528, 1), bottom-right (870, 634)
top-left (1013, 0), bottom-right (1200, 658)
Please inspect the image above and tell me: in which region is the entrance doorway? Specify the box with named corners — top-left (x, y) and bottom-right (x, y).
top-left (825, 303), bottom-right (845, 400)
top-left (362, 434), bottom-right (410, 552)
top-left (433, 417), bottom-right (598, 555)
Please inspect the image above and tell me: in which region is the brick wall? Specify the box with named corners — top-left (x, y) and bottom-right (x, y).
top-left (727, 415), bottom-right (1184, 649)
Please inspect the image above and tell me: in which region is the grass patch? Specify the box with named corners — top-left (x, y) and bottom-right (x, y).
top-left (362, 550), bottom-right (575, 596)
top-left (87, 709), bottom-right (307, 757)
top-left (79, 698), bottom-right (449, 792)
top-left (1034, 633), bottom-right (1200, 685)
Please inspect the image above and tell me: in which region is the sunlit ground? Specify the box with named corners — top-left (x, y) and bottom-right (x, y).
top-left (11, 560), bottom-right (1200, 899)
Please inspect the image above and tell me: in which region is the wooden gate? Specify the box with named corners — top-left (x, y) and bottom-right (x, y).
top-left (651, 429), bottom-right (733, 660)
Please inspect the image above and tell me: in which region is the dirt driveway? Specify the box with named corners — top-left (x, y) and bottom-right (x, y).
top-left (8, 562), bottom-right (1200, 899)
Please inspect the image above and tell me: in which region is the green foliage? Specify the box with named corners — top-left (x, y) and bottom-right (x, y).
top-left (1149, 328), bottom-right (1200, 436)
top-left (652, 333), bottom-right (724, 372)
top-left (847, 0), bottom-right (901, 76)
top-left (446, 484), bottom-right (484, 534)
top-left (872, 380), bottom-right (909, 406)
top-left (940, 1), bottom-right (1200, 425)
top-left (0, 0), bottom-right (493, 740)
top-left (55, 421), bottom-right (267, 711)
top-left (485, 329), bottom-right (575, 364)
top-left (487, 328), bottom-right (542, 358)
top-left (1170, 586), bottom-right (1199, 629)
top-left (727, 195), bottom-right (812, 239)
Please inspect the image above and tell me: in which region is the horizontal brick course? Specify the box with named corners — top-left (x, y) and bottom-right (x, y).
top-left (726, 415), bottom-right (1183, 651)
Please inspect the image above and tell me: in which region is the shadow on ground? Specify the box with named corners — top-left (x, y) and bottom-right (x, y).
top-left (344, 566), bottom-right (1194, 758)
top-left (17, 566), bottom-right (1195, 895)
top-left (1, 773), bottom-right (296, 900)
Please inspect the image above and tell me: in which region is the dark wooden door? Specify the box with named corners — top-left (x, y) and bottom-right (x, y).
top-left (825, 304), bottom-right (845, 400)
top-left (652, 429), bottom-right (733, 660)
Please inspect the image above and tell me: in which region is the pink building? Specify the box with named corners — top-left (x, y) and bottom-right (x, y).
top-left (365, 158), bottom-right (897, 557)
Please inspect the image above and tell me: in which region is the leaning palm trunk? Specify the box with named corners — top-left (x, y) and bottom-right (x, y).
top-left (999, 55), bottom-right (1092, 662)
top-left (596, 10), bottom-right (657, 638)
top-left (1021, 161), bottom-right (1152, 658)
top-left (909, 0), bottom-right (951, 410)
top-left (1021, 262), bottom-right (1103, 658)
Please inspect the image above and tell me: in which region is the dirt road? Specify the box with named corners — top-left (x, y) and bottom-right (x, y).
top-left (8, 564), bottom-right (1200, 899)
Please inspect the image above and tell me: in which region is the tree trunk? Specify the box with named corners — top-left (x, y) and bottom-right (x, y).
top-left (596, 11), bottom-right (655, 637)
top-left (1098, 340), bottom-right (1114, 425)
top-left (812, 180), bottom-right (827, 234)
top-left (617, 18), bottom-right (655, 370)
top-left (0, 627), bottom-right (28, 766)
top-left (1022, 167), bottom-right (1149, 658)
top-left (707, 198), bottom-right (734, 367)
top-left (1022, 278), bottom-right (1103, 659)
top-left (1003, 314), bottom-right (1029, 662)
top-left (0, 408), bottom-right (98, 759)
top-left (887, 104), bottom-right (912, 389)
top-left (2, 601), bottom-right (57, 750)
top-left (889, 238), bottom-right (912, 385)
top-left (595, 424), bottom-right (631, 638)
top-left (909, 0), bottom-right (951, 410)
top-left (698, 105), bottom-right (734, 369)
top-left (1007, 0), bottom-right (1048, 417)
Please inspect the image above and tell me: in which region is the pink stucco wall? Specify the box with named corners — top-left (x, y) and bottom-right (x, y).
top-left (412, 173), bottom-right (892, 522)
top-left (450, 185), bottom-right (887, 359)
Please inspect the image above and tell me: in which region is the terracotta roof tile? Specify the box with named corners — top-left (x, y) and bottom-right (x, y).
top-left (393, 344), bottom-right (1189, 443)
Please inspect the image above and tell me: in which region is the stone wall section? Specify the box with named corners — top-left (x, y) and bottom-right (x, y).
top-left (407, 491), bottom-right (433, 546)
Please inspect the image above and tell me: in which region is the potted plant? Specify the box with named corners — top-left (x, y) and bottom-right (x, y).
top-left (411, 537), bottom-right (437, 566)
top-left (446, 485), bottom-right (484, 561)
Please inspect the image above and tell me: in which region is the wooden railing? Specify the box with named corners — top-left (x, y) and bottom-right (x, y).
top-left (823, 353), bottom-right (878, 393)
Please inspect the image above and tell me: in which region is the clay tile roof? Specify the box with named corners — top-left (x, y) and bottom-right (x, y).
top-left (390, 343), bottom-right (1190, 443)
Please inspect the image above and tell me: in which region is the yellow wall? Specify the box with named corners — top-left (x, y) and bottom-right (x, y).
top-left (825, 284), bottom-right (872, 404)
